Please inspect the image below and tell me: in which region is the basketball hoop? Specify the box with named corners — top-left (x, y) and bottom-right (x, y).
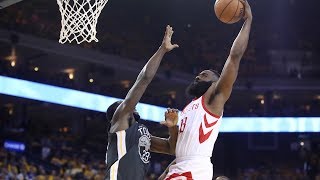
top-left (56, 0), bottom-right (109, 44)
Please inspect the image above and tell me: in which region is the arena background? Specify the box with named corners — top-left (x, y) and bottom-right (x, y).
top-left (0, 0), bottom-right (319, 179)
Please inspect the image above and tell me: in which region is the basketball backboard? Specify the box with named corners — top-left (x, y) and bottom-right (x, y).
top-left (0, 0), bottom-right (23, 9)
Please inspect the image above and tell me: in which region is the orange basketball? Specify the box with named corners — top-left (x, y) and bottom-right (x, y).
top-left (214, 0), bottom-right (244, 24)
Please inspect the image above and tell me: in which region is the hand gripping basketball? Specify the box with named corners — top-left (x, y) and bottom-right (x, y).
top-left (240, 0), bottom-right (252, 20)
top-left (214, 0), bottom-right (243, 24)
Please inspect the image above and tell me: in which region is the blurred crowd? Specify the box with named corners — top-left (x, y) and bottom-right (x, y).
top-left (1, 120), bottom-right (320, 180)
top-left (0, 148), bottom-right (106, 180)
top-left (0, 132), bottom-right (174, 180)
top-left (0, 139), bottom-right (320, 180)
top-left (0, 134), bottom-right (106, 180)
top-left (0, 0), bottom-right (319, 78)
top-left (1, 133), bottom-right (319, 180)
top-left (0, 1), bottom-right (258, 76)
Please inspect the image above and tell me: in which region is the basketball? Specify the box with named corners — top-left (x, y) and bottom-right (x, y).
top-left (214, 0), bottom-right (244, 24)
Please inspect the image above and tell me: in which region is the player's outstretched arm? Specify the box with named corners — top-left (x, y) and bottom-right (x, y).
top-left (112, 26), bottom-right (179, 128)
top-left (150, 109), bottom-right (179, 155)
top-left (206, 0), bottom-right (252, 106)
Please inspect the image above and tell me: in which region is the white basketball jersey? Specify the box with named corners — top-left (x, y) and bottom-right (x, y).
top-left (176, 96), bottom-right (223, 158)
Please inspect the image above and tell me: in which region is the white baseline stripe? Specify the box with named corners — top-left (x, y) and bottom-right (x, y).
top-left (1, 76), bottom-right (320, 132)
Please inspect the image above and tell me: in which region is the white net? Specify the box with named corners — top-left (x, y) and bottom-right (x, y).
top-left (56, 0), bottom-right (108, 44)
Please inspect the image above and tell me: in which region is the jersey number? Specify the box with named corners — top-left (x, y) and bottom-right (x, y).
top-left (179, 117), bottom-right (187, 133)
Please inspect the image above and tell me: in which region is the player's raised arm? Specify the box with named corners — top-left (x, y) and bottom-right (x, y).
top-left (207, 0), bottom-right (252, 105)
top-left (150, 109), bottom-right (179, 155)
top-left (112, 26), bottom-right (179, 125)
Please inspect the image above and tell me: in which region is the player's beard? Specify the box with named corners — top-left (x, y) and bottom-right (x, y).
top-left (186, 80), bottom-right (213, 98)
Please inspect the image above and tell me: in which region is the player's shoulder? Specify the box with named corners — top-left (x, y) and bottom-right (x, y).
top-left (126, 122), bottom-right (148, 133)
top-left (137, 122), bottom-right (147, 128)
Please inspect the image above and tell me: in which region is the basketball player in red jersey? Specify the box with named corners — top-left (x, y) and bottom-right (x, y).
top-left (163, 1), bottom-right (252, 179)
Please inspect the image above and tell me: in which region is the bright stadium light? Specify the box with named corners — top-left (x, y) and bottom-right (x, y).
top-left (68, 73), bottom-right (74, 80)
top-left (10, 61), bottom-right (16, 67)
